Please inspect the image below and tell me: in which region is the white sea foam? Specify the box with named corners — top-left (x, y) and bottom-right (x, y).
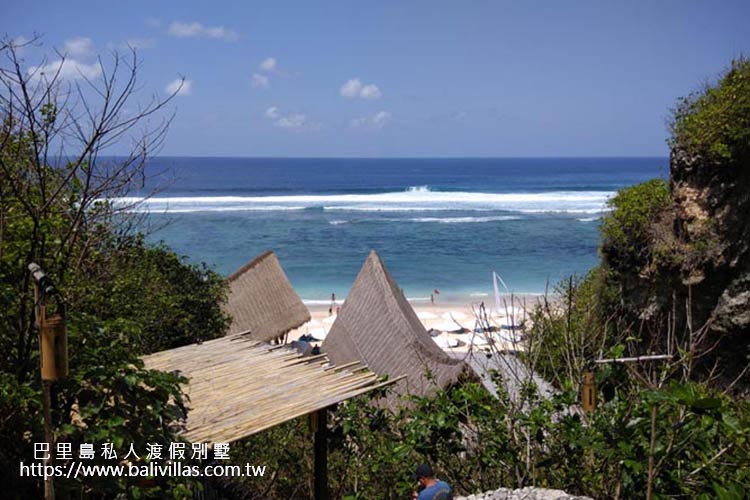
top-left (302, 299), bottom-right (338, 305)
top-left (323, 206), bottom-right (465, 212)
top-left (329, 215), bottom-right (520, 225)
top-left (407, 216), bottom-right (521, 223)
top-left (577, 216), bottom-right (601, 222)
top-left (161, 205), bottom-right (307, 213)
top-left (108, 186), bottom-right (613, 214)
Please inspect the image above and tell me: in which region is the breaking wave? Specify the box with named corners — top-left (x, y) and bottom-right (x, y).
top-left (109, 186), bottom-right (613, 215)
top-left (329, 215), bottom-right (521, 225)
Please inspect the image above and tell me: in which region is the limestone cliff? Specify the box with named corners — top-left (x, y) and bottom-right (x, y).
top-left (668, 135), bottom-right (750, 382)
top-left (600, 59), bottom-right (749, 387)
top-left (662, 58), bottom-right (749, 384)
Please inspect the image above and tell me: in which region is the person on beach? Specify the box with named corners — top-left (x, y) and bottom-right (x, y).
top-left (411, 463), bottom-right (452, 500)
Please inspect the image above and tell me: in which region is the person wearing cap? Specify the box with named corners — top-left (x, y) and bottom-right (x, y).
top-left (411, 463), bottom-right (452, 500)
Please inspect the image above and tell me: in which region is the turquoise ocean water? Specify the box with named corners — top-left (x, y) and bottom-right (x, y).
top-left (119, 157), bottom-right (668, 303)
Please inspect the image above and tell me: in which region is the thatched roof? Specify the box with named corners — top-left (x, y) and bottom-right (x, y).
top-left (452, 351), bottom-right (555, 402)
top-left (225, 250), bottom-right (311, 342)
top-left (322, 250), bottom-right (466, 400)
top-left (143, 334), bottom-right (395, 443)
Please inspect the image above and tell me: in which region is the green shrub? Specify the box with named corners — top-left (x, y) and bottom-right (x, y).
top-left (600, 179), bottom-right (671, 272)
top-left (670, 57), bottom-right (750, 165)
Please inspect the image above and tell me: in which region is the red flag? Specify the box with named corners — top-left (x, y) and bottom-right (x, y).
top-left (433, 289), bottom-right (440, 294)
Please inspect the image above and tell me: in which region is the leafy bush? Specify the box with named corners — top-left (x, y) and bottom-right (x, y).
top-left (600, 179), bottom-right (671, 272)
top-left (670, 57), bottom-right (750, 165)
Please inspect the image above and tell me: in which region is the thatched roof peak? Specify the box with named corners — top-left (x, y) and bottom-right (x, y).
top-left (322, 250), bottom-right (466, 401)
top-left (224, 250), bottom-right (311, 342)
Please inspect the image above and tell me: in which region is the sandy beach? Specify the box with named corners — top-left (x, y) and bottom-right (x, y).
top-left (290, 294), bottom-right (544, 354)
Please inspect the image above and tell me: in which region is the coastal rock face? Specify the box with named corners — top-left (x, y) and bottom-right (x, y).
top-left (455, 486), bottom-right (592, 500)
top-left (668, 139), bottom-right (750, 382)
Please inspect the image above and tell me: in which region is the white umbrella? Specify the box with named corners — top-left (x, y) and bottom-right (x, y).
top-left (306, 327), bottom-right (328, 340)
top-left (432, 335), bottom-right (460, 348)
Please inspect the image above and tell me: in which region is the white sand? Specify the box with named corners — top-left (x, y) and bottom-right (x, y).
top-left (290, 295), bottom-right (542, 354)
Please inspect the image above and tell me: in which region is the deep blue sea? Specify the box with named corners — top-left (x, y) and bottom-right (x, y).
top-left (121, 157), bottom-right (668, 303)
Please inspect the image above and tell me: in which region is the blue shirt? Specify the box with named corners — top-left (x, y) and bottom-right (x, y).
top-left (417, 480), bottom-right (453, 500)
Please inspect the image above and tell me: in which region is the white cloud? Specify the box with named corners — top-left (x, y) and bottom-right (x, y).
top-left (360, 84), bottom-right (381, 99)
top-left (264, 106), bottom-right (318, 131)
top-left (253, 57), bottom-right (285, 89)
top-left (350, 111), bottom-right (392, 129)
top-left (166, 78), bottom-right (192, 96)
top-left (252, 73), bottom-right (270, 88)
top-left (276, 113), bottom-right (307, 129)
top-left (340, 78), bottom-right (362, 98)
top-left (28, 59), bottom-right (102, 81)
top-left (259, 57), bottom-right (276, 72)
top-left (64, 37), bottom-right (94, 57)
top-left (372, 111), bottom-right (391, 127)
top-left (341, 78), bottom-right (382, 99)
top-left (168, 21), bottom-right (238, 41)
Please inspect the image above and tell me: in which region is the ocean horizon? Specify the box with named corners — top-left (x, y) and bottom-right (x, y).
top-left (123, 156), bottom-right (669, 302)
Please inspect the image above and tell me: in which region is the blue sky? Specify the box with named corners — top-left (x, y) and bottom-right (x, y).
top-left (3, 1), bottom-right (750, 157)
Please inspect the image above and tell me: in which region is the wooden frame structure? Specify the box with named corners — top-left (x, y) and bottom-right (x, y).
top-left (143, 333), bottom-right (398, 499)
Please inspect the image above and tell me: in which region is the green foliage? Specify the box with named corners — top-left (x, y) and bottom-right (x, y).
top-left (600, 178), bottom-right (671, 272)
top-left (670, 57), bottom-right (750, 165)
top-left (230, 371), bottom-right (749, 499)
top-left (227, 418), bottom-right (314, 499)
top-left (1, 68), bottom-right (228, 497)
top-left (54, 317), bottom-right (190, 498)
top-left (71, 237), bottom-right (230, 354)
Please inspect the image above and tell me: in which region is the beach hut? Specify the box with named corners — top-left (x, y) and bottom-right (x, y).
top-left (322, 250), bottom-right (467, 401)
top-left (224, 250), bottom-right (311, 342)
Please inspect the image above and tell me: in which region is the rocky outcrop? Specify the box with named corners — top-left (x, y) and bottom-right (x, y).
top-left (667, 132), bottom-right (750, 384)
top-left (455, 486), bottom-right (592, 500)
top-left (599, 59), bottom-right (750, 388)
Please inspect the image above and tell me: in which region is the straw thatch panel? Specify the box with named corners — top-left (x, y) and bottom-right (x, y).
top-left (143, 334), bottom-right (394, 443)
top-left (225, 250), bottom-right (311, 342)
top-left (322, 250), bottom-right (467, 401)
top-left (451, 351), bottom-right (555, 402)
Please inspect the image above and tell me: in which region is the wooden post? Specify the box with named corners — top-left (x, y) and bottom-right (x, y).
top-left (42, 380), bottom-right (55, 500)
top-left (33, 285), bottom-right (55, 500)
top-left (313, 407), bottom-right (328, 500)
top-left (582, 371), bottom-right (596, 413)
